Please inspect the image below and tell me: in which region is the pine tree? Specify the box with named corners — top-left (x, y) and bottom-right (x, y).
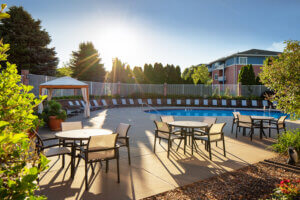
top-left (69, 42), bottom-right (106, 82)
top-left (0, 6), bottom-right (58, 75)
top-left (238, 64), bottom-right (256, 85)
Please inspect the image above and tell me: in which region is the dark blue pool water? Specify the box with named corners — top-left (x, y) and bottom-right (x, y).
top-left (145, 109), bottom-right (289, 119)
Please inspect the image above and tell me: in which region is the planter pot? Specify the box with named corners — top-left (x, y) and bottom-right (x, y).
top-left (48, 116), bottom-right (63, 131)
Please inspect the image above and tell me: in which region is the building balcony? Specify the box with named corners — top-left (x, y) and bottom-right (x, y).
top-left (218, 76), bottom-right (226, 82)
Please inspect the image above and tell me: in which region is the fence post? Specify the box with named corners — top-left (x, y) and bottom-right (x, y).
top-left (164, 83), bottom-right (167, 97)
top-left (117, 81), bottom-right (121, 96)
top-left (21, 70), bottom-right (29, 85)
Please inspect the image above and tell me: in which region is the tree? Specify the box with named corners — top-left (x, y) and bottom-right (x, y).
top-left (70, 42), bottom-right (106, 82)
top-left (182, 66), bottom-right (197, 84)
top-left (153, 62), bottom-right (165, 83)
top-left (143, 63), bottom-right (154, 84)
top-left (0, 6), bottom-right (58, 75)
top-left (56, 63), bottom-right (73, 77)
top-left (238, 64), bottom-right (256, 85)
top-left (259, 40), bottom-right (300, 119)
top-left (109, 57), bottom-right (127, 83)
top-left (191, 64), bottom-right (212, 85)
top-left (132, 66), bottom-right (144, 83)
top-left (0, 4), bottom-right (48, 199)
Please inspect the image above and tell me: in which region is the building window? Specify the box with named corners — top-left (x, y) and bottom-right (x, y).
top-left (214, 74), bottom-right (218, 80)
top-left (239, 57), bottom-right (247, 65)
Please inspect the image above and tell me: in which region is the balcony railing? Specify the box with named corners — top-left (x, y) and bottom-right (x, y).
top-left (218, 76), bottom-right (226, 82)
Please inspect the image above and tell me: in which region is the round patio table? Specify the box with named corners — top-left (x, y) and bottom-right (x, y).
top-left (251, 116), bottom-right (274, 139)
top-left (168, 121), bottom-right (208, 155)
top-left (55, 128), bottom-right (113, 179)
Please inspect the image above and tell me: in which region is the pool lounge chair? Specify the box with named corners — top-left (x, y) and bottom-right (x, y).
top-left (167, 99), bottom-right (172, 106)
top-left (101, 99), bottom-right (109, 107)
top-left (67, 100), bottom-right (82, 113)
top-left (112, 99), bottom-right (120, 107)
top-left (241, 100), bottom-right (248, 107)
top-left (81, 100), bottom-right (96, 111)
top-left (194, 99), bottom-right (200, 106)
top-left (203, 99), bottom-right (208, 106)
top-left (212, 99), bottom-right (218, 106)
top-left (121, 98), bottom-right (127, 106)
top-left (221, 99), bottom-right (227, 107)
top-left (176, 99), bottom-right (181, 106)
top-left (251, 100), bottom-right (258, 107)
top-left (137, 99), bottom-right (144, 106)
top-left (262, 100), bottom-right (269, 108)
top-left (92, 100), bottom-right (102, 110)
top-left (129, 99), bottom-right (135, 106)
top-left (147, 99), bottom-right (152, 105)
top-left (186, 99), bottom-right (191, 106)
top-left (156, 99), bottom-right (162, 106)
top-left (231, 100), bottom-right (237, 107)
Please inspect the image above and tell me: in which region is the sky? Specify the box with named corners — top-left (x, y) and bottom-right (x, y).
top-left (2, 0), bottom-right (300, 71)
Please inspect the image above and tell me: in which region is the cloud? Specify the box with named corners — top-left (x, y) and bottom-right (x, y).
top-left (267, 41), bottom-right (285, 52)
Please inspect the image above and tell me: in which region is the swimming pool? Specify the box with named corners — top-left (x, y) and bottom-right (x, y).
top-left (145, 109), bottom-right (289, 119)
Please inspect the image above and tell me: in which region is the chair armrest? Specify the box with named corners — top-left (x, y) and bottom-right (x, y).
top-left (118, 136), bottom-right (129, 139)
top-left (87, 146), bottom-right (120, 153)
top-left (42, 143), bottom-right (63, 149)
top-left (155, 129), bottom-right (171, 134)
top-left (43, 137), bottom-right (59, 142)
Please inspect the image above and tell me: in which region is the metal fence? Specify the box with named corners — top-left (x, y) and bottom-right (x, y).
top-left (27, 74), bottom-right (269, 97)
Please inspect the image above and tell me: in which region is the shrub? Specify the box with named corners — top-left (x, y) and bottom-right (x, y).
top-left (42, 100), bottom-right (67, 123)
top-left (271, 129), bottom-right (300, 155)
top-left (271, 179), bottom-right (300, 200)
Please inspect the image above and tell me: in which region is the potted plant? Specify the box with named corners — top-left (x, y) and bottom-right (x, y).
top-left (42, 100), bottom-right (67, 131)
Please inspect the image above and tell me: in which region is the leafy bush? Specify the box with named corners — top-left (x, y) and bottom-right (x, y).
top-left (271, 129), bottom-right (300, 155)
top-left (42, 100), bottom-right (67, 123)
top-left (271, 179), bottom-right (300, 200)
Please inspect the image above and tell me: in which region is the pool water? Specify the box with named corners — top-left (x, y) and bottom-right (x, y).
top-left (145, 109), bottom-right (289, 119)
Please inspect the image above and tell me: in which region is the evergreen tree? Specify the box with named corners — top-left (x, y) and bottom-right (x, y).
top-left (132, 66), bottom-right (144, 83)
top-left (0, 6), bottom-right (58, 75)
top-left (153, 62), bottom-right (165, 83)
top-left (69, 42), bottom-right (106, 82)
top-left (238, 64), bottom-right (256, 85)
top-left (109, 57), bottom-right (128, 83)
top-left (143, 63), bottom-right (154, 83)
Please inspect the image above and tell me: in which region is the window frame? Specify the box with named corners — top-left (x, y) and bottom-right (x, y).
top-left (239, 57), bottom-right (247, 65)
top-left (214, 74), bottom-right (218, 80)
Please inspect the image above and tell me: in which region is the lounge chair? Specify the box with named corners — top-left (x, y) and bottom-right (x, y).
top-left (241, 100), bottom-right (247, 107)
top-left (129, 99), bottom-right (135, 106)
top-left (262, 100), bottom-right (269, 108)
top-left (167, 99), bottom-right (172, 106)
top-left (251, 100), bottom-right (258, 107)
top-left (81, 100), bottom-right (96, 111)
top-left (194, 99), bottom-right (200, 106)
top-left (147, 99), bottom-right (152, 105)
top-left (121, 98), bottom-right (127, 106)
top-left (156, 99), bottom-right (162, 106)
top-left (137, 99), bottom-right (143, 106)
top-left (101, 99), bottom-right (109, 107)
top-left (112, 99), bottom-right (120, 107)
top-left (92, 100), bottom-right (102, 110)
top-left (212, 99), bottom-right (218, 106)
top-left (186, 99), bottom-right (191, 106)
top-left (203, 99), bottom-right (208, 106)
top-left (66, 100), bottom-right (82, 114)
top-left (221, 99), bottom-right (227, 107)
top-left (176, 99), bottom-right (181, 105)
top-left (194, 123), bottom-right (226, 160)
top-left (75, 100), bottom-right (83, 108)
top-left (231, 100), bottom-right (237, 107)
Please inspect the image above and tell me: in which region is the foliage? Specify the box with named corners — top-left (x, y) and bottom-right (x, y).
top-left (260, 40), bottom-right (300, 119)
top-left (271, 179), bottom-right (300, 200)
top-left (109, 57), bottom-right (131, 83)
top-left (238, 64), bottom-right (256, 85)
top-left (56, 63), bottom-right (73, 77)
top-left (191, 64), bottom-right (212, 85)
top-left (70, 42), bottom-right (106, 82)
top-left (41, 100), bottom-right (67, 123)
top-left (0, 5), bottom-right (49, 198)
top-left (271, 129), bottom-right (300, 155)
top-left (182, 66), bottom-right (197, 84)
top-left (0, 6), bottom-right (58, 76)
top-left (132, 66), bottom-right (144, 84)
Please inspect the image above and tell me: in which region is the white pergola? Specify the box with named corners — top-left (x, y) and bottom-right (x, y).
top-left (38, 76), bottom-right (90, 117)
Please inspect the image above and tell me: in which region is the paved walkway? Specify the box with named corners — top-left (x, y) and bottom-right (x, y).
top-left (38, 107), bottom-right (300, 200)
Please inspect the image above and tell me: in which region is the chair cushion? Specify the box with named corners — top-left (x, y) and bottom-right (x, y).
top-left (44, 147), bottom-right (70, 157)
top-left (81, 149), bottom-right (115, 161)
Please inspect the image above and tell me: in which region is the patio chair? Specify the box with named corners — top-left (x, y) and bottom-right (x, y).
top-left (194, 123), bottom-right (226, 160)
top-left (267, 116), bottom-right (287, 137)
top-left (236, 115), bottom-right (259, 141)
top-left (115, 123), bottom-right (131, 165)
top-left (78, 134), bottom-right (120, 190)
top-left (203, 99), bottom-right (208, 106)
top-left (231, 112), bottom-right (240, 133)
top-left (194, 99), bottom-right (200, 106)
top-left (160, 115), bottom-right (181, 134)
top-left (112, 99), bottom-right (119, 107)
top-left (129, 98), bottom-right (135, 106)
top-left (121, 98), bottom-right (127, 106)
top-left (92, 100), bottom-right (102, 110)
top-left (61, 121), bottom-right (84, 147)
top-left (167, 99), bottom-right (172, 106)
top-left (221, 99), bottom-right (227, 107)
top-left (251, 100), bottom-right (258, 107)
top-left (157, 99), bottom-right (162, 106)
top-left (262, 100), bottom-right (269, 108)
top-left (194, 117), bottom-right (217, 135)
top-left (176, 99), bottom-right (181, 105)
top-left (153, 121), bottom-right (185, 158)
top-left (231, 100), bottom-right (237, 107)
top-left (137, 99), bottom-right (143, 105)
top-left (212, 99), bottom-right (218, 106)
top-left (101, 99), bottom-right (109, 107)
top-left (35, 131), bottom-right (71, 169)
top-left (147, 99), bottom-right (152, 105)
top-left (241, 100), bottom-right (247, 107)
top-left (186, 99), bottom-right (191, 106)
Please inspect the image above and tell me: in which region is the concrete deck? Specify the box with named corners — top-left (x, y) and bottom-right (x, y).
top-left (38, 107), bottom-right (300, 200)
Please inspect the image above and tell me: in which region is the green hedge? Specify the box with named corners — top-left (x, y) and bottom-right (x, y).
top-left (271, 129), bottom-right (300, 155)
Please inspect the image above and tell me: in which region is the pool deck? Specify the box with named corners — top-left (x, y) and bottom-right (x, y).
top-left (38, 107), bottom-right (300, 200)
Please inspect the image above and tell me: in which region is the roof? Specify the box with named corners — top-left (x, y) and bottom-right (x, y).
top-left (208, 49), bottom-right (281, 65)
top-left (40, 76), bottom-right (88, 86)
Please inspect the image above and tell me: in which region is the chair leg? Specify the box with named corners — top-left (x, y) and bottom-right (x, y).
top-left (269, 128), bottom-right (271, 137)
top-left (62, 155), bottom-right (65, 168)
top-left (223, 138), bottom-right (226, 157)
top-left (250, 128), bottom-right (253, 141)
top-left (235, 125), bottom-right (238, 138)
top-left (85, 161), bottom-right (88, 191)
top-left (127, 144), bottom-right (131, 165)
top-left (208, 142), bottom-right (212, 160)
top-left (153, 136), bottom-right (157, 153)
top-left (159, 138), bottom-right (161, 144)
top-left (91, 163), bottom-right (95, 175)
top-left (231, 119), bottom-right (234, 133)
top-left (117, 158), bottom-right (120, 183)
top-left (106, 160), bottom-right (109, 173)
top-left (216, 141), bottom-right (218, 147)
top-left (176, 139), bottom-right (182, 151)
top-left (167, 140), bottom-right (171, 158)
